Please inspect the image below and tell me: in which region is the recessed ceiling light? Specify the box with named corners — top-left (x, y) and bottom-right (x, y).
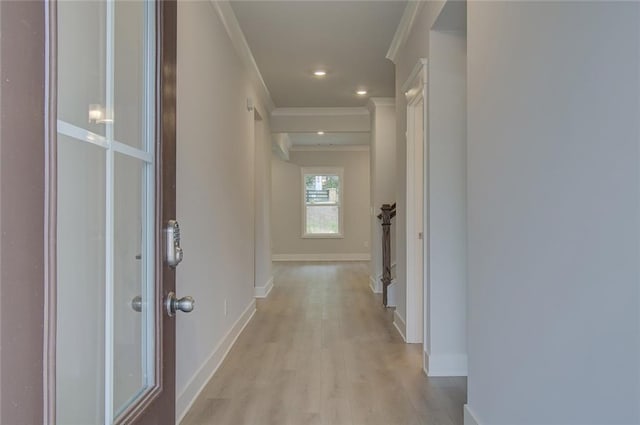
top-left (314, 70), bottom-right (327, 77)
top-left (317, 131), bottom-right (325, 135)
top-left (356, 90), bottom-right (368, 95)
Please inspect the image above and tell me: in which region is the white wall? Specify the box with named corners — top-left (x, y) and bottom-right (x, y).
top-left (425, 20), bottom-right (467, 374)
top-left (176, 1), bottom-right (271, 419)
top-left (466, 2), bottom-right (640, 424)
top-left (368, 98), bottom-right (396, 291)
top-left (271, 149), bottom-right (371, 259)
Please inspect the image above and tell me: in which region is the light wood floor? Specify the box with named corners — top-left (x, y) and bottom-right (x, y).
top-left (181, 262), bottom-right (466, 425)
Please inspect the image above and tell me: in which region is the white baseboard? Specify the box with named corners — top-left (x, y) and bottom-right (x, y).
top-left (369, 275), bottom-right (382, 293)
top-left (176, 299), bottom-right (257, 423)
top-left (393, 310), bottom-right (406, 342)
top-left (423, 351), bottom-right (468, 377)
top-left (272, 253), bottom-right (370, 262)
top-left (464, 405), bottom-right (481, 425)
top-left (254, 276), bottom-right (274, 298)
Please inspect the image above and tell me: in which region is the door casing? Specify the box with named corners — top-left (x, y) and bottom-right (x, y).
top-left (402, 59), bottom-right (429, 348)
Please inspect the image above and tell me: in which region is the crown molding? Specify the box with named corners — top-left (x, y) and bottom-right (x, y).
top-left (271, 107), bottom-right (370, 117)
top-left (386, 2), bottom-right (425, 64)
top-left (367, 97), bottom-right (396, 109)
top-left (401, 58), bottom-right (428, 95)
top-left (289, 145), bottom-right (370, 152)
top-left (210, 1), bottom-right (276, 112)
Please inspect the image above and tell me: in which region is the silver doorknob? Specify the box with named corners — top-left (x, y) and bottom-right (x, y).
top-left (132, 295), bottom-right (143, 312)
top-left (165, 291), bottom-right (195, 317)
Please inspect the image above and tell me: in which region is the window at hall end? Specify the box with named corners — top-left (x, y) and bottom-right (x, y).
top-left (301, 167), bottom-right (344, 238)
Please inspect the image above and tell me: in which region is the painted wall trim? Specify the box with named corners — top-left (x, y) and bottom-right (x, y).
top-left (369, 275), bottom-right (382, 293)
top-left (271, 107), bottom-right (370, 117)
top-left (367, 97), bottom-right (396, 108)
top-left (272, 253), bottom-right (371, 262)
top-left (210, 1), bottom-right (275, 112)
top-left (401, 58), bottom-right (428, 94)
top-left (254, 276), bottom-right (274, 298)
top-left (464, 405), bottom-right (481, 425)
top-left (176, 299), bottom-right (257, 423)
top-left (289, 145), bottom-right (370, 152)
top-left (393, 310), bottom-right (407, 342)
top-left (386, 1), bottom-right (425, 64)
top-left (423, 352), bottom-right (468, 377)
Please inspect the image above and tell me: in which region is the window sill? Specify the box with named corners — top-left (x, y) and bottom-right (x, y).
top-left (302, 233), bottom-right (344, 239)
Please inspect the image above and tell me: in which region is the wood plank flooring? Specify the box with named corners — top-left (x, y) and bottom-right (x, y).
top-left (180, 262), bottom-right (466, 425)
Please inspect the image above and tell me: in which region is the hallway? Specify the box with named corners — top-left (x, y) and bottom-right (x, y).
top-left (181, 262), bottom-right (466, 425)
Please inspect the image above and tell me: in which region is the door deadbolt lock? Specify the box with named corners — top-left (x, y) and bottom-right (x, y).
top-left (165, 219), bottom-right (183, 268)
top-left (165, 291), bottom-right (195, 317)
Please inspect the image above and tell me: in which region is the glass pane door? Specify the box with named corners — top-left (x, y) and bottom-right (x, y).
top-left (56, 1), bottom-right (157, 423)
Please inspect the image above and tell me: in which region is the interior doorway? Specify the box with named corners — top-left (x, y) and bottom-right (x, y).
top-left (403, 59), bottom-right (428, 344)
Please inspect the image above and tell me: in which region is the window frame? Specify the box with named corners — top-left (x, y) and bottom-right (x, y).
top-left (301, 167), bottom-right (344, 239)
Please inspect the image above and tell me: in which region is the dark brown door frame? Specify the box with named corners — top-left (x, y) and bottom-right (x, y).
top-left (129, 0), bottom-right (178, 422)
top-left (0, 1), bottom-right (47, 424)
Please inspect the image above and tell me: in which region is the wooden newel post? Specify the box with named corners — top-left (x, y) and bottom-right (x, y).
top-left (379, 203), bottom-right (395, 307)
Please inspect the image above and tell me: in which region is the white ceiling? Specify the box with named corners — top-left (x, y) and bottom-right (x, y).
top-left (230, 1), bottom-right (406, 108)
top-left (288, 132), bottom-right (370, 146)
